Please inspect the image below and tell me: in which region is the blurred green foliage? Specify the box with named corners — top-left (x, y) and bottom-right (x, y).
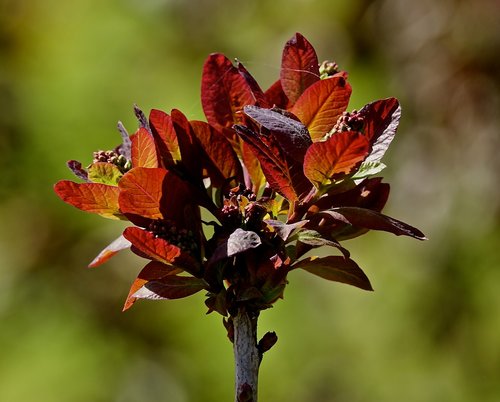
top-left (1, 0), bottom-right (500, 401)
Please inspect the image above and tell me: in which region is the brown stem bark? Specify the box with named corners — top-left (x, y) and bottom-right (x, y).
top-left (233, 308), bottom-right (260, 402)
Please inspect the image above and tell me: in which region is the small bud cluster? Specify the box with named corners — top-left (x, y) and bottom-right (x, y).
top-left (229, 184), bottom-right (257, 202)
top-left (221, 199), bottom-right (243, 227)
top-left (92, 150), bottom-right (132, 173)
top-left (148, 220), bottom-right (198, 254)
top-left (319, 60), bottom-right (340, 79)
top-left (332, 110), bottom-right (364, 133)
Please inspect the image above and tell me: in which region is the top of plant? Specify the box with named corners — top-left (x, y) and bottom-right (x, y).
top-left (54, 33), bottom-right (425, 316)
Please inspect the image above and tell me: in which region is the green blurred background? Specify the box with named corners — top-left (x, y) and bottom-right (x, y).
top-left (1, 0), bottom-right (499, 401)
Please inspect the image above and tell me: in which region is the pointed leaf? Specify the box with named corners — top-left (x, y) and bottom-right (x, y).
top-left (116, 121), bottom-right (132, 160)
top-left (133, 275), bottom-right (207, 301)
top-left (325, 207), bottom-right (426, 240)
top-left (89, 235), bottom-right (131, 268)
top-left (190, 120), bottom-right (243, 187)
top-left (133, 104), bottom-right (151, 133)
top-left (209, 228), bottom-right (261, 265)
top-left (201, 53), bottom-right (255, 132)
top-left (131, 127), bottom-right (158, 168)
top-left (118, 167), bottom-right (166, 219)
top-left (123, 226), bottom-right (201, 274)
top-left (244, 106), bottom-right (312, 162)
top-left (123, 261), bottom-right (182, 311)
top-left (264, 79), bottom-right (288, 109)
top-left (360, 98), bottom-right (401, 164)
top-left (241, 141), bottom-right (266, 194)
top-left (149, 109), bottom-right (181, 165)
top-left (236, 60), bottom-right (269, 107)
top-left (67, 160), bottom-right (89, 182)
top-left (351, 161), bottom-right (386, 181)
top-left (296, 229), bottom-right (350, 258)
top-left (281, 33), bottom-right (320, 105)
top-left (293, 256), bottom-right (373, 291)
top-left (54, 180), bottom-right (121, 219)
top-left (304, 131), bottom-right (370, 188)
top-left (88, 162), bottom-right (123, 185)
top-left (291, 75), bottom-right (352, 141)
top-left (264, 219), bottom-right (308, 241)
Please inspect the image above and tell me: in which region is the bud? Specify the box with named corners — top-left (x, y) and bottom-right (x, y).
top-left (319, 60), bottom-right (340, 79)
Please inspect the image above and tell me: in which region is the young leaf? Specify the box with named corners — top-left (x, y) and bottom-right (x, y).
top-left (149, 109), bottom-right (181, 165)
top-left (118, 167), bottom-right (166, 220)
top-left (292, 256), bottom-right (373, 291)
top-left (243, 106), bottom-right (312, 163)
top-left (291, 75), bottom-right (352, 141)
top-left (351, 161), bottom-right (386, 181)
top-left (67, 160), bottom-right (89, 182)
top-left (280, 33), bottom-right (320, 105)
top-left (303, 131), bottom-right (370, 188)
top-left (264, 219), bottom-right (308, 241)
top-left (89, 235), bottom-right (131, 268)
top-left (131, 127), bottom-right (158, 168)
top-left (54, 181), bottom-right (122, 219)
top-left (88, 162), bottom-right (123, 185)
top-left (123, 261), bottom-right (182, 311)
top-left (133, 275), bottom-right (207, 301)
top-left (201, 53), bottom-right (255, 132)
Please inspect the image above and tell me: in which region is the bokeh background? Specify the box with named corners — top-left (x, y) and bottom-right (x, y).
top-left (1, 0), bottom-right (499, 401)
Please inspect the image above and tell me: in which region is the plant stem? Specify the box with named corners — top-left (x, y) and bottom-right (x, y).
top-left (233, 308), bottom-right (260, 402)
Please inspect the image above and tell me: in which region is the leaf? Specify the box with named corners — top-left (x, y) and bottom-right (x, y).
top-left (118, 167), bottom-right (166, 219)
top-left (116, 121), bottom-right (132, 160)
top-left (87, 162), bottom-right (123, 185)
top-left (241, 141), bottom-right (266, 194)
top-left (209, 228), bottom-right (262, 265)
top-left (296, 229), bottom-right (350, 258)
top-left (264, 219), bottom-right (308, 241)
top-left (280, 33), bottom-right (320, 105)
top-left (292, 256), bottom-right (373, 291)
top-left (201, 53), bottom-right (255, 132)
top-left (89, 235), bottom-right (131, 268)
top-left (264, 79), bottom-right (288, 109)
top-left (149, 109), bottom-right (181, 165)
top-left (54, 180), bottom-right (122, 219)
top-left (67, 160), bottom-right (89, 182)
top-left (243, 106), bottom-right (312, 163)
top-left (236, 60), bottom-right (269, 107)
top-left (190, 120), bottom-right (243, 187)
top-left (123, 226), bottom-right (201, 275)
top-left (131, 127), bottom-right (158, 168)
top-left (360, 98), bottom-right (401, 164)
top-left (123, 261), bottom-right (182, 311)
top-left (303, 131), bottom-right (370, 188)
top-left (324, 207), bottom-right (427, 240)
top-left (291, 75), bottom-right (352, 141)
top-left (133, 275), bottom-right (207, 301)
top-left (351, 161), bottom-right (386, 181)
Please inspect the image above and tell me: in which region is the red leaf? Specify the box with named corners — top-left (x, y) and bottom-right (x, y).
top-left (132, 275), bottom-right (207, 301)
top-left (54, 180), bottom-right (121, 219)
top-left (149, 109), bottom-right (181, 166)
top-left (190, 120), bottom-right (243, 187)
top-left (280, 33), bottom-right (320, 106)
top-left (236, 60), bottom-right (269, 108)
top-left (131, 127), bottom-right (158, 168)
top-left (123, 227), bottom-right (201, 275)
top-left (264, 79), bottom-right (289, 109)
top-left (89, 235), bottom-right (131, 268)
top-left (291, 75), bottom-right (352, 141)
top-left (292, 256), bottom-right (373, 291)
top-left (118, 167), bottom-right (166, 219)
top-left (241, 141), bottom-right (265, 193)
top-left (171, 108), bottom-right (202, 178)
top-left (303, 131), bottom-right (370, 188)
top-left (201, 53), bottom-right (255, 132)
top-left (123, 261), bottom-right (182, 311)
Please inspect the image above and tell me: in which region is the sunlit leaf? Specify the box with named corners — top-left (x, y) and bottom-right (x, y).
top-left (303, 131), bottom-right (370, 188)
top-left (190, 120), bottom-right (243, 187)
top-left (201, 53), bottom-right (255, 132)
top-left (241, 141), bottom-right (266, 194)
top-left (351, 161), bottom-right (386, 181)
top-left (264, 219), bottom-right (308, 241)
top-left (291, 75), bottom-right (352, 141)
top-left (149, 109), bottom-right (181, 165)
top-left (243, 106), bottom-right (312, 163)
top-left (292, 256), bottom-right (373, 291)
top-left (131, 127), bottom-right (158, 168)
top-left (89, 235), bottom-right (131, 268)
top-left (123, 261), bottom-right (182, 311)
top-left (54, 180), bottom-right (122, 219)
top-left (118, 167), bottom-right (166, 219)
top-left (133, 275), bottom-right (207, 301)
top-left (280, 33), bottom-right (319, 105)
top-left (295, 229), bottom-right (350, 258)
top-left (87, 162), bottom-right (123, 185)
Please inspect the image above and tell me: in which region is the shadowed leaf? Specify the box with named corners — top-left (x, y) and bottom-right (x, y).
top-left (131, 127), bottom-right (158, 168)
top-left (236, 60), bottom-right (269, 107)
top-left (133, 275), bottom-right (207, 301)
top-left (67, 160), bottom-right (89, 182)
top-left (291, 75), bottom-right (352, 141)
top-left (264, 79), bottom-right (288, 109)
top-left (293, 256), bottom-right (373, 290)
top-left (89, 235), bottom-right (131, 268)
top-left (88, 162), bottom-right (123, 185)
top-left (304, 131), bottom-right (370, 188)
top-left (123, 261), bottom-right (182, 311)
top-left (54, 181), bottom-right (121, 219)
top-left (281, 33), bottom-right (319, 105)
top-left (264, 219), bottom-right (308, 241)
top-left (149, 109), bottom-right (181, 166)
top-left (209, 228), bottom-right (262, 265)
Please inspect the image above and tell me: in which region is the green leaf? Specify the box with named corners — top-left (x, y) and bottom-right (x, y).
top-left (351, 161), bottom-right (386, 181)
top-left (292, 256), bottom-right (373, 291)
top-left (87, 162), bottom-right (123, 185)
